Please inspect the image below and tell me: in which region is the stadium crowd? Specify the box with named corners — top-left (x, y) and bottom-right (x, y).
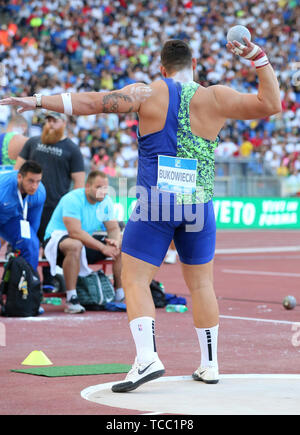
top-left (0, 0), bottom-right (299, 184)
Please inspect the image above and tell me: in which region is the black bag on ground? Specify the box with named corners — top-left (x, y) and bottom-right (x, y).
top-left (150, 280), bottom-right (166, 308)
top-left (0, 255), bottom-right (42, 317)
top-left (76, 269), bottom-right (115, 311)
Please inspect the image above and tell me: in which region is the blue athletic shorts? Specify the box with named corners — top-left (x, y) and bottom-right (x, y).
top-left (121, 200), bottom-right (216, 266)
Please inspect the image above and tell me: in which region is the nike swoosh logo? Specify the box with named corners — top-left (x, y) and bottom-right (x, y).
top-left (138, 361), bottom-right (155, 375)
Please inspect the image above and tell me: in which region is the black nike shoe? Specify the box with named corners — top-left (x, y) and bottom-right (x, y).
top-left (112, 357), bottom-right (165, 393)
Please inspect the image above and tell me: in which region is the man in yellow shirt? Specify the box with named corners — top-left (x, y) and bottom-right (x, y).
top-left (239, 139), bottom-right (253, 157)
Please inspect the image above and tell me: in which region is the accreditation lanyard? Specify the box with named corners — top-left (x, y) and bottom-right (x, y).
top-left (18, 189), bottom-right (31, 239)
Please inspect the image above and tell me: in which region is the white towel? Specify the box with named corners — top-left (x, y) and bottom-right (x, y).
top-left (44, 230), bottom-right (92, 277)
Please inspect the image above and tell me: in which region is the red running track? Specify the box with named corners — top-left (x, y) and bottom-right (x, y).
top-left (0, 231), bottom-right (299, 415)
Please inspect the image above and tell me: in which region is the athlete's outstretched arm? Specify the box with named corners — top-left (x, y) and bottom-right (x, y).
top-left (0, 83), bottom-right (152, 115)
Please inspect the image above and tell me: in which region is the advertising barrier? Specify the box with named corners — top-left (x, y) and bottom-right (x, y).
top-left (112, 197), bottom-right (300, 229)
top-left (212, 197), bottom-right (300, 229)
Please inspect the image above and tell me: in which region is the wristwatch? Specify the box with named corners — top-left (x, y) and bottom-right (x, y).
top-left (34, 93), bottom-right (42, 108)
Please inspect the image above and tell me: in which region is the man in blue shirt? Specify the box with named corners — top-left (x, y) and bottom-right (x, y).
top-left (0, 161), bottom-right (46, 270)
top-left (44, 170), bottom-right (123, 314)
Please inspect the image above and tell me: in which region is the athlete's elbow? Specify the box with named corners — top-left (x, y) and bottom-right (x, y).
top-left (268, 100), bottom-right (282, 116)
top-left (273, 103), bottom-right (282, 115)
top-left (262, 101), bottom-right (282, 117)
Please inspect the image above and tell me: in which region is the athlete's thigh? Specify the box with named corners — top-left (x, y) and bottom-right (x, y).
top-left (174, 200), bottom-right (216, 265)
top-left (121, 252), bottom-right (159, 286)
top-left (121, 218), bottom-right (174, 267)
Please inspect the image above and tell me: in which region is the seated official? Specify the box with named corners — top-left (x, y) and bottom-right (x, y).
top-left (0, 161), bottom-right (45, 270)
top-left (44, 170), bottom-right (123, 314)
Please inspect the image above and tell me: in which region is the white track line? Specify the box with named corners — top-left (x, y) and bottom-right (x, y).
top-left (220, 315), bottom-right (300, 326)
top-left (222, 269), bottom-right (300, 277)
top-left (216, 246), bottom-right (300, 254)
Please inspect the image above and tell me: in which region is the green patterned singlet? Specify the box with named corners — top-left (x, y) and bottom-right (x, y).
top-left (0, 132), bottom-right (18, 165)
top-left (176, 82), bottom-right (219, 204)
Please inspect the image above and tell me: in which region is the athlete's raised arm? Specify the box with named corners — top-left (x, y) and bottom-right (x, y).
top-left (212, 37), bottom-right (281, 120)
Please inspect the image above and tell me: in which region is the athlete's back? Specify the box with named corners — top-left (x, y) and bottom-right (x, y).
top-left (137, 78), bottom-right (218, 204)
top-left (138, 79), bottom-right (224, 142)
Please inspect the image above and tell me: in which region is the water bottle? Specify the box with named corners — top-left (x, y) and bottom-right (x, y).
top-left (51, 297), bottom-right (62, 306)
top-left (42, 297), bottom-right (62, 306)
top-left (165, 304), bottom-right (188, 313)
top-left (38, 306), bottom-right (45, 315)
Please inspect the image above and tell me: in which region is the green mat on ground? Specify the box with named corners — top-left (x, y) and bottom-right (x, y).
top-left (11, 363), bottom-right (131, 377)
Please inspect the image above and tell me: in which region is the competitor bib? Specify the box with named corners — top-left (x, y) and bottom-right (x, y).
top-left (157, 155), bottom-right (197, 195)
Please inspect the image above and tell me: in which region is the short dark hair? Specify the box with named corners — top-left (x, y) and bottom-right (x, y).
top-left (86, 170), bottom-right (107, 185)
top-left (8, 114), bottom-right (28, 128)
top-left (19, 160), bottom-right (42, 176)
top-left (161, 39), bottom-right (193, 73)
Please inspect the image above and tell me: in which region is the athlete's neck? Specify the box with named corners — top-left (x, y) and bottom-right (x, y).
top-left (170, 68), bottom-right (194, 83)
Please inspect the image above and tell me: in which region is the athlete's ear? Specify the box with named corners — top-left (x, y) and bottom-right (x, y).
top-left (192, 58), bottom-right (197, 70)
top-left (160, 65), bottom-right (167, 77)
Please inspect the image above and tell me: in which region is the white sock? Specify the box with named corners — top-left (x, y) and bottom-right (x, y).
top-left (129, 317), bottom-right (157, 364)
top-left (115, 287), bottom-right (125, 302)
top-left (66, 289), bottom-right (77, 301)
top-left (195, 324), bottom-right (219, 368)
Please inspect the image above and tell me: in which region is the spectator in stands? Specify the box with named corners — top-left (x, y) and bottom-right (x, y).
top-left (215, 136), bottom-right (238, 158)
top-left (120, 142), bottom-right (138, 167)
top-left (103, 157), bottom-right (117, 177)
top-left (286, 168), bottom-right (300, 194)
top-left (79, 139), bottom-right (92, 173)
top-left (77, 128), bottom-right (90, 148)
top-left (0, 161), bottom-right (45, 270)
top-left (91, 146), bottom-right (109, 171)
top-left (0, 114), bottom-right (28, 167)
top-left (250, 131), bottom-right (263, 149)
top-left (100, 69), bottom-right (114, 90)
top-left (0, 24), bottom-right (12, 50)
top-left (239, 136), bottom-right (253, 157)
top-left (89, 136), bottom-right (104, 157)
top-left (66, 34), bottom-right (80, 60)
top-left (268, 151), bottom-right (282, 173)
top-left (119, 160), bottom-right (137, 178)
top-left (43, 170), bottom-right (124, 314)
top-left (294, 154), bottom-right (300, 172)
